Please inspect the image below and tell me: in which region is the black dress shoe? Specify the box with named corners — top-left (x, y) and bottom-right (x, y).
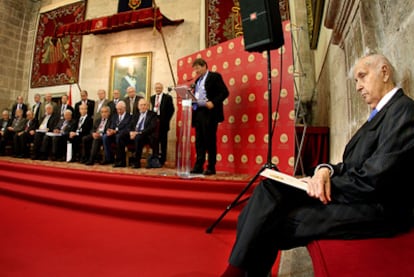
top-left (85, 161), bottom-right (94, 166)
top-left (190, 168), bottom-right (203, 174)
top-left (203, 169), bottom-right (216, 175)
top-left (131, 163), bottom-right (141, 169)
top-left (113, 163), bottom-right (126, 168)
top-left (100, 160), bottom-right (113, 165)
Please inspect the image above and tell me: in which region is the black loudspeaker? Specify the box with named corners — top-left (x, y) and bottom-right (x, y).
top-left (239, 0), bottom-right (284, 52)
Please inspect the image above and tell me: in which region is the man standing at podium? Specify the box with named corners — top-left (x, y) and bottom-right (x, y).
top-left (190, 58), bottom-right (229, 175)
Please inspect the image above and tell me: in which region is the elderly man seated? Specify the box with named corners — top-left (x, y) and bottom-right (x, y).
top-left (124, 98), bottom-right (159, 169)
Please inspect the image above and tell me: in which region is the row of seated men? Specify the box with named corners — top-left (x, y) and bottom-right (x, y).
top-left (0, 96), bottom-right (169, 169)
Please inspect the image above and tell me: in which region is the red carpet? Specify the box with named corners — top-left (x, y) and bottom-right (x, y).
top-left (0, 160), bottom-right (280, 276)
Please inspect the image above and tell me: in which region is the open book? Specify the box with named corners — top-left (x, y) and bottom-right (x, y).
top-left (260, 168), bottom-right (308, 192)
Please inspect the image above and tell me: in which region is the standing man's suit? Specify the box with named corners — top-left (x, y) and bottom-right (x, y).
top-left (192, 71), bottom-right (229, 172)
top-left (150, 92), bottom-right (174, 165)
top-left (74, 99), bottom-right (95, 120)
top-left (229, 89), bottom-right (414, 275)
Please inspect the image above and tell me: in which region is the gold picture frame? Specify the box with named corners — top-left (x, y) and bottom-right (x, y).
top-left (109, 52), bottom-right (152, 100)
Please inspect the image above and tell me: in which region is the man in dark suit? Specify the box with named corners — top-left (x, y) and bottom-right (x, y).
top-left (58, 94), bottom-right (74, 120)
top-left (31, 103), bottom-right (59, 160)
top-left (108, 89), bottom-right (121, 115)
top-left (49, 109), bottom-right (76, 161)
top-left (83, 106), bottom-right (111, 165)
top-left (127, 98), bottom-right (158, 168)
top-left (11, 95), bottom-right (28, 119)
top-left (150, 82), bottom-right (175, 166)
top-left (0, 109), bottom-right (12, 155)
top-left (102, 100), bottom-right (131, 167)
top-left (124, 86), bottom-right (143, 116)
top-left (221, 54), bottom-right (414, 277)
top-left (32, 93), bottom-right (43, 122)
top-left (190, 58), bottom-right (229, 175)
top-left (3, 109), bottom-right (27, 156)
top-left (73, 90), bottom-right (95, 120)
top-left (14, 110), bottom-right (38, 158)
top-left (68, 104), bottom-right (93, 162)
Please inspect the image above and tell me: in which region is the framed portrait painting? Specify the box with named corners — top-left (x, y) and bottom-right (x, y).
top-left (109, 52), bottom-right (152, 99)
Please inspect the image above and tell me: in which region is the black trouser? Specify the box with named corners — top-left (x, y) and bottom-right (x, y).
top-left (82, 134), bottom-right (103, 162)
top-left (193, 108), bottom-right (218, 171)
top-left (229, 179), bottom-right (399, 276)
top-left (157, 128), bottom-right (168, 164)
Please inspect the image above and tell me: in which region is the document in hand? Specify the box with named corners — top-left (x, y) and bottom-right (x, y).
top-left (260, 168), bottom-right (309, 192)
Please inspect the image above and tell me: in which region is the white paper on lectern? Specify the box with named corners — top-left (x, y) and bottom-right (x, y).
top-left (175, 85), bottom-right (197, 101)
top-left (260, 168), bottom-right (309, 192)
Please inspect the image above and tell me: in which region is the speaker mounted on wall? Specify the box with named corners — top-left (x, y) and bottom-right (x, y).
top-left (240, 0), bottom-right (285, 53)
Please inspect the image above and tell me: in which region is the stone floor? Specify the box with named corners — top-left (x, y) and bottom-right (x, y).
top-left (278, 247), bottom-right (314, 277)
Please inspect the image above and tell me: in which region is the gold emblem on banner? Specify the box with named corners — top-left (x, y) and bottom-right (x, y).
top-left (222, 0), bottom-right (243, 40)
top-left (128, 0), bottom-right (142, 10)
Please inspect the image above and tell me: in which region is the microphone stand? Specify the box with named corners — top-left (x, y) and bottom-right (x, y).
top-left (206, 48), bottom-right (278, 233)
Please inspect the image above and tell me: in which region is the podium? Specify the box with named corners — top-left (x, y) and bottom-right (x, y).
top-left (175, 86), bottom-right (197, 178)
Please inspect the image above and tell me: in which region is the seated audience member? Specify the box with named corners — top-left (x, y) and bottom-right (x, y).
top-left (68, 104), bottom-right (93, 162)
top-left (11, 95), bottom-right (28, 119)
top-left (0, 109), bottom-right (12, 155)
top-left (82, 106), bottom-right (111, 165)
top-left (220, 53), bottom-right (414, 277)
top-left (3, 109), bottom-right (27, 156)
top-left (48, 109), bottom-right (76, 161)
top-left (14, 110), bottom-right (38, 158)
top-left (102, 101), bottom-right (131, 167)
top-left (32, 104), bottom-right (59, 160)
top-left (126, 98), bottom-right (158, 168)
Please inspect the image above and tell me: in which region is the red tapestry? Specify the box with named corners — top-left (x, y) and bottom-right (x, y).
top-left (31, 1), bottom-right (86, 88)
top-left (177, 21), bottom-right (294, 176)
top-left (206, 0), bottom-right (290, 47)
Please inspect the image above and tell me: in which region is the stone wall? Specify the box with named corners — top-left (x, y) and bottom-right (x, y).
top-left (0, 0), bottom-right (39, 112)
top-left (315, 0), bottom-right (414, 162)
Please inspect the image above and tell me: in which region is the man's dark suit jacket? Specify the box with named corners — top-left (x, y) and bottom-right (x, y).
top-left (108, 112), bottom-right (132, 136)
top-left (107, 99), bottom-right (120, 116)
top-left (73, 115), bottom-right (93, 137)
top-left (129, 110), bottom-right (158, 140)
top-left (38, 114), bottom-right (59, 131)
top-left (327, 89), bottom-right (414, 227)
top-left (32, 102), bottom-right (44, 122)
top-left (124, 96), bottom-right (143, 116)
top-left (150, 93), bottom-right (174, 132)
top-left (228, 89), bottom-right (414, 274)
top-left (53, 119), bottom-right (76, 135)
top-left (74, 100), bottom-right (95, 119)
top-left (91, 117), bottom-right (111, 134)
top-left (58, 104), bottom-right (74, 118)
top-left (11, 103), bottom-right (28, 118)
top-left (191, 71), bottom-right (229, 126)
top-left (24, 118), bottom-right (38, 133)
